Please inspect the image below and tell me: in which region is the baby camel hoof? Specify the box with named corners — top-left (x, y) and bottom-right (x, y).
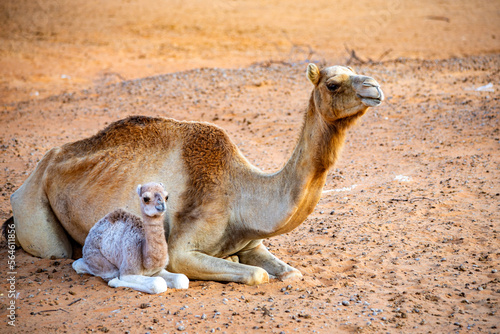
top-left (171, 274), bottom-right (190, 290)
top-left (150, 278), bottom-right (168, 294)
top-left (278, 269), bottom-right (303, 281)
top-left (108, 278), bottom-right (120, 288)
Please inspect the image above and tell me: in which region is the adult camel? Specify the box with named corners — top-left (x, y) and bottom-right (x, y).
top-left (6, 63), bottom-right (384, 285)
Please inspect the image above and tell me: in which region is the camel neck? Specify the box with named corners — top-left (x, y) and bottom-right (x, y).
top-left (245, 95), bottom-right (362, 238)
top-left (141, 218), bottom-right (168, 270)
top-left (284, 98), bottom-right (348, 177)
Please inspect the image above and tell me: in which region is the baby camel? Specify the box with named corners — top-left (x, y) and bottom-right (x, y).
top-left (72, 182), bottom-right (189, 294)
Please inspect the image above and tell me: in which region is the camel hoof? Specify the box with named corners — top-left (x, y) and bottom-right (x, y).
top-left (278, 269), bottom-right (303, 281)
top-left (247, 268), bottom-right (269, 286)
top-left (150, 278), bottom-right (168, 294)
top-left (108, 277), bottom-right (120, 288)
top-left (171, 274), bottom-right (189, 289)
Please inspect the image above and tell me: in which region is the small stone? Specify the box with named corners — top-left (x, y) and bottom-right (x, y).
top-left (342, 300), bottom-right (350, 306)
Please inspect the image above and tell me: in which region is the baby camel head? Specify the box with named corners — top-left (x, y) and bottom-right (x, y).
top-left (136, 182), bottom-right (169, 218)
top-left (307, 63), bottom-right (384, 122)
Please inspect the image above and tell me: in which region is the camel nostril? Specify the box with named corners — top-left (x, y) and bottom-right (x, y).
top-left (362, 81), bottom-right (379, 88)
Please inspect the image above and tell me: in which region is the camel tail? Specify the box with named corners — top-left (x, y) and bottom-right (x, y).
top-left (2, 217), bottom-right (14, 242)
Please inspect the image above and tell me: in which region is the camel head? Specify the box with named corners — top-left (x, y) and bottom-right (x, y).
top-left (307, 63), bottom-right (384, 121)
top-left (136, 182), bottom-right (169, 218)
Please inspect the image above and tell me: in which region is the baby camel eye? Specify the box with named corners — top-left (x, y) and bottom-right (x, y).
top-left (326, 83), bottom-right (340, 92)
top-left (143, 196), bottom-right (151, 203)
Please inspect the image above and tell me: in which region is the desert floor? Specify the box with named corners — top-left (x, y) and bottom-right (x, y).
top-left (0, 1), bottom-right (499, 333)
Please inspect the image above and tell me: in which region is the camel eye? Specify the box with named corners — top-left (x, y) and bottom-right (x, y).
top-left (326, 83), bottom-right (340, 92)
top-left (143, 196), bottom-right (150, 203)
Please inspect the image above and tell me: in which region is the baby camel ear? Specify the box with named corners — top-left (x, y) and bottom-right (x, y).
top-left (136, 185), bottom-right (142, 196)
top-left (307, 63), bottom-right (321, 85)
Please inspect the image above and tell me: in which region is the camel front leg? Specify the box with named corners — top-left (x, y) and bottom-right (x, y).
top-left (169, 250), bottom-right (269, 285)
top-left (237, 241), bottom-right (302, 281)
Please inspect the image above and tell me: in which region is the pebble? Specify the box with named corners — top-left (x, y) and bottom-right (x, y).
top-left (342, 301), bottom-right (350, 306)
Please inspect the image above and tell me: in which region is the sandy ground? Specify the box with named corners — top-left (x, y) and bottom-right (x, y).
top-left (0, 0), bottom-right (499, 333)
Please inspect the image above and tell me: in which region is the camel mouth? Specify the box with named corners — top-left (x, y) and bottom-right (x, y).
top-left (359, 96), bottom-right (382, 107)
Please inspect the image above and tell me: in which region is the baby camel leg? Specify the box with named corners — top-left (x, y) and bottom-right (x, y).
top-left (237, 241), bottom-right (302, 281)
top-left (73, 253), bottom-right (120, 282)
top-left (155, 269), bottom-right (189, 289)
top-left (108, 275), bottom-right (168, 294)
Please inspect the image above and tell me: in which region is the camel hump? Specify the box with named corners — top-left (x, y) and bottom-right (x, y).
top-left (66, 115), bottom-right (176, 155)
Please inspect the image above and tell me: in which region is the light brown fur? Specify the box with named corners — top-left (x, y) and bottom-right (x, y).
top-left (9, 63), bottom-right (384, 285)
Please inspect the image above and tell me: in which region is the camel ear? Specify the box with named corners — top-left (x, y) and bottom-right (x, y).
top-left (307, 63), bottom-right (320, 85)
top-left (136, 185), bottom-right (142, 196)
